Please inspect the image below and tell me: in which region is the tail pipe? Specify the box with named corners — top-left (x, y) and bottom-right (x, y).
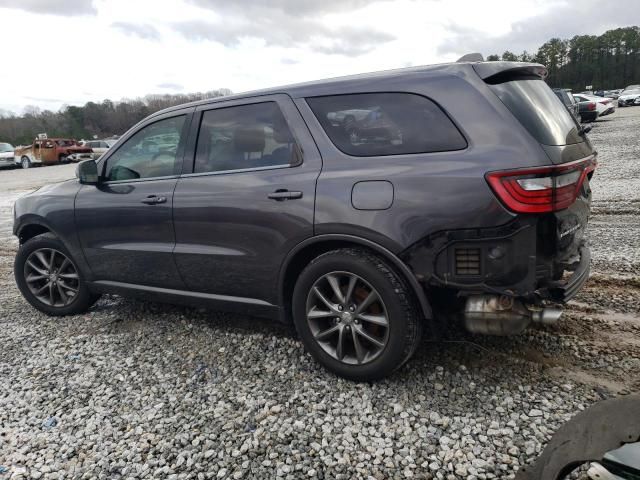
top-left (464, 295), bottom-right (562, 335)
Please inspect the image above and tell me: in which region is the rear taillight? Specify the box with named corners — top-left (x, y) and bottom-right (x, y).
top-left (602, 99), bottom-right (610, 104)
top-left (486, 157), bottom-right (597, 213)
top-left (587, 102), bottom-right (597, 111)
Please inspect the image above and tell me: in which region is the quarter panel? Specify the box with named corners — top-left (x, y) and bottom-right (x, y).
top-left (296, 72), bottom-right (553, 252)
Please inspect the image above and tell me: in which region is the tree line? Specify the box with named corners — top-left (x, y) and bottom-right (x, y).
top-left (2, 26), bottom-right (639, 145)
top-left (487, 26), bottom-right (640, 91)
top-left (0, 90), bottom-right (231, 146)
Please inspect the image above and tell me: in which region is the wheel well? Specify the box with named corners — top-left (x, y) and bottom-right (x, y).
top-left (280, 239), bottom-right (423, 324)
top-left (18, 224), bottom-right (51, 244)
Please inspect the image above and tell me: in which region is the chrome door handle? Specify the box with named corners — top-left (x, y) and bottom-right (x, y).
top-left (268, 190), bottom-right (303, 201)
top-left (141, 195), bottom-right (167, 205)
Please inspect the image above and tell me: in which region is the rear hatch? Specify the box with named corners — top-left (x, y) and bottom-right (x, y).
top-left (476, 62), bottom-right (596, 286)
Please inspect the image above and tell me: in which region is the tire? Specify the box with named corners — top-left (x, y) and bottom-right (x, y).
top-left (14, 233), bottom-right (100, 316)
top-left (292, 248), bottom-right (422, 381)
top-left (21, 156), bottom-right (31, 169)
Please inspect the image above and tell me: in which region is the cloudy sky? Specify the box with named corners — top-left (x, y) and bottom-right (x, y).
top-left (0, 0), bottom-right (637, 113)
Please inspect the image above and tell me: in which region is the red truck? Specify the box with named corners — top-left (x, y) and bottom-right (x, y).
top-left (15, 137), bottom-right (93, 169)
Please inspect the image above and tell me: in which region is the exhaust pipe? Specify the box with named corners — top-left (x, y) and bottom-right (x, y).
top-left (464, 295), bottom-right (562, 335)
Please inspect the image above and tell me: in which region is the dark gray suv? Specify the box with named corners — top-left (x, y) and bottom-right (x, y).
top-left (13, 61), bottom-right (596, 380)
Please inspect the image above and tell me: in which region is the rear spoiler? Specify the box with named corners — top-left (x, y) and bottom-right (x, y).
top-left (472, 62), bottom-right (548, 84)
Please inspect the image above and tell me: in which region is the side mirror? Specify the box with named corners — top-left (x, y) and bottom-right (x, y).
top-left (76, 159), bottom-right (99, 185)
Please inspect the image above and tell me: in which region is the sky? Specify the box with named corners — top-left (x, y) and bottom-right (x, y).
top-left (0, 0), bottom-right (638, 114)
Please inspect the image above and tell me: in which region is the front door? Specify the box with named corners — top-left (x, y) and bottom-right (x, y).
top-left (75, 110), bottom-right (192, 288)
top-left (172, 96), bottom-right (322, 306)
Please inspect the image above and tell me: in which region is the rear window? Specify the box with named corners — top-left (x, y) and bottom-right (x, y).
top-left (489, 79), bottom-right (583, 146)
top-left (307, 93), bottom-right (467, 157)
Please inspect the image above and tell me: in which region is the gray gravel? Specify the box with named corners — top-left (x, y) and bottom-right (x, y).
top-left (1, 110), bottom-right (639, 479)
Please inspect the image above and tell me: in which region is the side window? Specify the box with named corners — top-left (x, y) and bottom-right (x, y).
top-left (104, 115), bottom-right (186, 181)
top-left (307, 93), bottom-right (467, 157)
top-left (194, 102), bottom-right (299, 174)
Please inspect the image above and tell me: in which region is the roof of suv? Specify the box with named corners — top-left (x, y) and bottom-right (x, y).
top-left (150, 61), bottom-right (546, 120)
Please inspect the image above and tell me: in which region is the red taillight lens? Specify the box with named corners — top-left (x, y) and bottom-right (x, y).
top-left (588, 102), bottom-right (596, 111)
top-left (486, 157), bottom-right (597, 213)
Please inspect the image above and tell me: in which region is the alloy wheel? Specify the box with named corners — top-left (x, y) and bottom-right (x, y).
top-left (23, 248), bottom-right (79, 307)
top-left (305, 271), bottom-right (389, 365)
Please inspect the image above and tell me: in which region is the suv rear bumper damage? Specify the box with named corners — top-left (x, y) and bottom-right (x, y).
top-left (402, 205), bottom-right (591, 334)
top-left (547, 245), bottom-right (590, 302)
top-left (403, 219), bottom-right (590, 304)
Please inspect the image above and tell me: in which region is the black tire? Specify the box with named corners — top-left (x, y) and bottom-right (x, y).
top-left (14, 233), bottom-right (100, 316)
top-left (292, 248), bottom-right (422, 381)
top-left (21, 156), bottom-right (31, 169)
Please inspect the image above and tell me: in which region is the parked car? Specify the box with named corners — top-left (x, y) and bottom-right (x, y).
top-left (618, 87), bottom-right (640, 107)
top-left (574, 98), bottom-right (600, 122)
top-left (574, 93), bottom-right (616, 118)
top-left (14, 138), bottom-right (93, 168)
top-left (82, 139), bottom-right (116, 160)
top-left (12, 61), bottom-right (596, 380)
top-left (552, 88), bottom-right (580, 121)
top-left (588, 443), bottom-right (640, 479)
top-left (0, 142), bottom-right (15, 168)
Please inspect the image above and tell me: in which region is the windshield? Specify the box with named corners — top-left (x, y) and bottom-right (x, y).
top-left (490, 79), bottom-right (583, 146)
top-left (622, 89), bottom-right (640, 95)
top-left (0, 143), bottom-right (13, 152)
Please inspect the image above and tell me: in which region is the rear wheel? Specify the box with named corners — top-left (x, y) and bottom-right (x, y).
top-left (21, 156), bottom-right (31, 169)
top-left (15, 233), bottom-right (100, 316)
top-left (292, 248), bottom-right (422, 381)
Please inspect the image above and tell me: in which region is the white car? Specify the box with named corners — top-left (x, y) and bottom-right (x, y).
top-left (573, 94), bottom-right (616, 116)
top-left (618, 87), bottom-right (640, 107)
top-left (0, 142), bottom-right (15, 168)
top-left (82, 139), bottom-right (116, 160)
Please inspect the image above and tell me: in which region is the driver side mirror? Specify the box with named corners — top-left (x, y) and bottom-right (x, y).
top-left (76, 159), bottom-right (99, 185)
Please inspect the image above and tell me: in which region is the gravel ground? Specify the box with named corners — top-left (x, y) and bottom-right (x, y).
top-left (1, 109), bottom-right (639, 480)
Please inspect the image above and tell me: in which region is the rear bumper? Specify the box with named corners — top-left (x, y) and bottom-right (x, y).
top-left (580, 111), bottom-right (599, 122)
top-left (546, 246), bottom-right (590, 302)
top-left (403, 216), bottom-right (591, 305)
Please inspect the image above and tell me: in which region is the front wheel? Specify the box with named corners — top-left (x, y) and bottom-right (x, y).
top-left (292, 248), bottom-right (422, 381)
top-left (14, 233), bottom-right (100, 316)
top-left (21, 156), bottom-right (31, 169)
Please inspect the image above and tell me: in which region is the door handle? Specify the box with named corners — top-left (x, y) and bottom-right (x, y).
top-left (141, 195), bottom-right (167, 205)
top-left (268, 190), bottom-right (303, 201)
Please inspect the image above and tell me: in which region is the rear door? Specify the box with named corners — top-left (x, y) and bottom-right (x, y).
top-left (172, 95), bottom-right (322, 306)
top-left (75, 109), bottom-right (193, 288)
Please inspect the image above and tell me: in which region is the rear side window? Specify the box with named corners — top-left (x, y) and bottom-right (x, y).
top-left (307, 93), bottom-right (467, 157)
top-left (489, 79), bottom-right (583, 146)
top-left (194, 102), bottom-right (299, 174)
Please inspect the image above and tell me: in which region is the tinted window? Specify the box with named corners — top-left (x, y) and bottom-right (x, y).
top-left (194, 102), bottom-right (299, 174)
top-left (490, 79), bottom-right (583, 145)
top-left (307, 93), bottom-right (466, 156)
top-left (104, 115), bottom-right (186, 181)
